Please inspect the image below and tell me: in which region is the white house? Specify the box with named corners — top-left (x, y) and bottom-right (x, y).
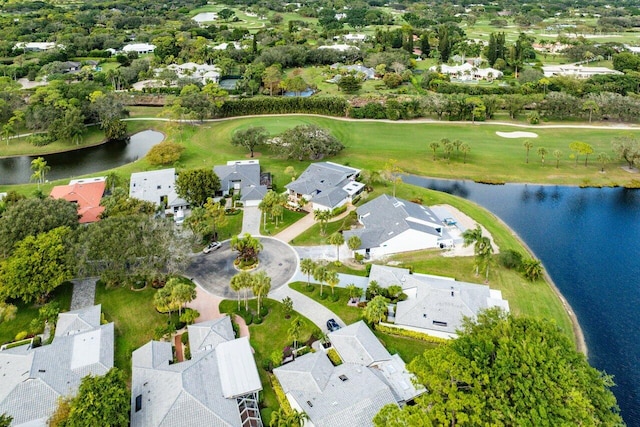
top-left (318, 44), bottom-right (360, 52)
top-left (123, 43), bottom-right (156, 55)
top-left (0, 305), bottom-right (114, 427)
top-left (212, 41), bottom-right (243, 51)
top-left (129, 168), bottom-right (189, 214)
top-left (274, 321), bottom-right (423, 427)
top-left (214, 160), bottom-right (270, 207)
top-left (429, 62), bottom-right (503, 81)
top-left (343, 195), bottom-right (453, 260)
top-left (343, 33), bottom-right (367, 43)
top-left (369, 265), bottom-right (510, 339)
top-left (131, 317), bottom-right (263, 427)
top-left (13, 42), bottom-right (62, 51)
top-left (164, 62), bottom-right (221, 84)
top-left (285, 162), bottom-right (364, 211)
top-left (541, 64), bottom-right (623, 79)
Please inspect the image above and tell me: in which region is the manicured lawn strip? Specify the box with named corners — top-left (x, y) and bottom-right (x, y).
top-left (291, 214), bottom-right (357, 245)
top-left (218, 211), bottom-right (244, 241)
top-left (329, 263), bottom-right (368, 277)
top-left (261, 208), bottom-right (307, 236)
top-left (373, 330), bottom-right (438, 364)
top-left (219, 298), bottom-right (320, 426)
top-left (0, 281), bottom-right (73, 345)
top-left (95, 283), bottom-right (170, 382)
top-left (289, 281), bottom-right (362, 325)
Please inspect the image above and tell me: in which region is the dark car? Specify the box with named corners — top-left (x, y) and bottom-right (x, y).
top-left (203, 241), bottom-right (222, 254)
top-left (326, 318), bottom-right (341, 332)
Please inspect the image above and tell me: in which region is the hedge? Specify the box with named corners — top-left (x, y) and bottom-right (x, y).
top-left (326, 348), bottom-right (343, 366)
top-left (269, 373), bottom-right (293, 415)
top-left (218, 96), bottom-right (348, 118)
top-left (376, 323), bottom-right (449, 345)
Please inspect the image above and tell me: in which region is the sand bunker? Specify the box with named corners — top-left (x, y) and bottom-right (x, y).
top-left (496, 131), bottom-right (539, 138)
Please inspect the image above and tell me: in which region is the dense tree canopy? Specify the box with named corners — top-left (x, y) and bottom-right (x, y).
top-left (274, 124), bottom-right (344, 160)
top-left (175, 168), bottom-right (221, 207)
top-left (374, 309), bottom-right (622, 426)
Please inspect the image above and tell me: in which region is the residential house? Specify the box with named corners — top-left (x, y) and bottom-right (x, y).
top-left (369, 265), bottom-right (510, 339)
top-left (0, 305), bottom-right (114, 427)
top-left (212, 41), bottom-right (243, 51)
top-left (343, 195), bottom-right (452, 260)
top-left (129, 168), bottom-right (189, 214)
top-left (318, 44), bottom-right (360, 52)
top-left (429, 62), bottom-right (503, 81)
top-left (285, 162), bottom-right (364, 211)
top-left (123, 43), bottom-right (156, 55)
top-left (342, 34), bottom-right (367, 43)
top-left (541, 64), bottom-right (623, 79)
top-left (50, 177), bottom-right (107, 224)
top-left (164, 62), bottom-right (221, 84)
top-left (273, 321), bottom-right (423, 427)
top-left (13, 42), bottom-right (62, 52)
top-left (329, 64), bottom-right (376, 80)
top-left (131, 316), bottom-right (263, 427)
top-left (214, 160), bottom-right (270, 207)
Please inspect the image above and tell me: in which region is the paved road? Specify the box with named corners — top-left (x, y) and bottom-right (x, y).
top-left (293, 245), bottom-right (339, 262)
top-left (185, 237), bottom-right (298, 298)
top-left (242, 206), bottom-right (262, 236)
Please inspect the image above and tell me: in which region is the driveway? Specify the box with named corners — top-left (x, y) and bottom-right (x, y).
top-left (293, 245), bottom-right (339, 262)
top-left (185, 237), bottom-right (298, 298)
top-left (242, 206), bottom-right (262, 236)
top-left (270, 285), bottom-right (346, 333)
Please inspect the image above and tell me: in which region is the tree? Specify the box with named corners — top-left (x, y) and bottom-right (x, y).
top-left (230, 233), bottom-right (263, 266)
top-left (475, 236), bottom-right (494, 280)
top-left (597, 152), bottom-right (610, 173)
top-left (582, 100), bottom-right (599, 123)
top-left (346, 284), bottom-right (363, 302)
top-left (537, 147), bottom-right (548, 165)
top-left (429, 142), bottom-right (440, 160)
top-left (288, 316), bottom-right (303, 352)
top-left (275, 125), bottom-right (344, 160)
top-left (0, 197), bottom-right (78, 258)
top-left (89, 91), bottom-right (128, 141)
top-left (263, 65), bottom-right (283, 96)
top-left (175, 168), bottom-right (221, 207)
top-left (381, 159), bottom-right (402, 197)
top-left (460, 142), bottom-right (471, 164)
top-left (0, 226), bottom-right (74, 304)
top-left (374, 309), bottom-right (623, 426)
top-left (328, 232), bottom-right (345, 262)
top-left (300, 258), bottom-right (317, 287)
top-left (282, 296), bottom-right (294, 319)
top-left (231, 126), bottom-right (269, 158)
top-left (203, 198), bottom-right (228, 241)
top-left (252, 271), bottom-right (271, 314)
top-left (270, 408), bottom-right (309, 427)
top-left (364, 295), bottom-right (389, 325)
top-left (553, 149), bottom-right (563, 169)
top-left (523, 140), bottom-right (533, 164)
top-left (282, 75), bottom-right (308, 96)
top-left (146, 142), bottom-right (185, 165)
top-left (522, 258), bottom-right (544, 281)
top-left (314, 209), bottom-right (331, 236)
top-left (180, 308), bottom-right (200, 325)
top-left (64, 368), bottom-right (129, 427)
top-left (219, 8), bottom-right (235, 21)
top-left (313, 264), bottom-right (329, 296)
top-left (30, 157), bottom-right (50, 189)
top-left (347, 235), bottom-right (362, 258)
top-left (231, 271), bottom-right (253, 311)
top-left (326, 270), bottom-right (340, 296)
top-left (612, 135), bottom-right (640, 169)
top-left (171, 281), bottom-right (197, 316)
top-left (337, 75), bottom-right (362, 94)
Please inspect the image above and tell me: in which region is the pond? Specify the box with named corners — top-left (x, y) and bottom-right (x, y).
top-left (405, 175), bottom-right (640, 425)
top-left (0, 130), bottom-right (165, 185)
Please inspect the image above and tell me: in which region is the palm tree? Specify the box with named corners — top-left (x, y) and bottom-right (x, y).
top-left (522, 258), bottom-right (544, 281)
top-left (314, 209), bottom-right (331, 235)
top-left (171, 283), bottom-right (197, 316)
top-left (300, 258), bottom-right (316, 287)
top-left (363, 295), bottom-right (389, 325)
top-left (443, 140), bottom-right (454, 163)
top-left (347, 235), bottom-right (362, 259)
top-left (381, 159), bottom-right (402, 197)
top-left (460, 142), bottom-right (471, 163)
top-left (313, 264), bottom-right (329, 296)
top-left (231, 271), bottom-right (253, 311)
top-left (553, 150), bottom-right (563, 169)
top-left (252, 271), bottom-right (271, 313)
top-left (346, 284), bottom-right (363, 303)
top-left (523, 140), bottom-right (533, 164)
top-left (30, 157), bottom-right (50, 189)
top-left (328, 232), bottom-right (345, 262)
top-left (230, 233), bottom-right (263, 265)
top-left (326, 270), bottom-right (340, 296)
top-left (288, 316), bottom-right (303, 352)
top-left (597, 152), bottom-right (610, 172)
top-left (462, 224), bottom-right (483, 248)
top-left (475, 236), bottom-right (494, 279)
top-left (429, 142), bottom-right (440, 160)
top-left (537, 147), bottom-right (548, 165)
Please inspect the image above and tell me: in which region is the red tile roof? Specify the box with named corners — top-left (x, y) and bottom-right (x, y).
top-left (50, 181), bottom-right (106, 223)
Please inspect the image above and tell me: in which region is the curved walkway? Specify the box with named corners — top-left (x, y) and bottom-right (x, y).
top-left (270, 284), bottom-right (346, 333)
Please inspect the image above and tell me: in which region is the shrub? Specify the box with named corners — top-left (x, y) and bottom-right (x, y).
top-left (326, 347), bottom-right (343, 366)
top-left (319, 292), bottom-right (328, 300)
top-left (181, 332), bottom-right (189, 345)
top-left (31, 336), bottom-right (42, 348)
top-left (15, 331), bottom-right (28, 341)
top-left (253, 316), bottom-right (263, 324)
top-left (28, 133), bottom-right (54, 146)
top-left (146, 142), bottom-right (185, 165)
top-left (375, 323), bottom-right (449, 344)
top-left (331, 205), bottom-right (348, 217)
top-left (269, 374), bottom-right (293, 415)
top-left (259, 306), bottom-right (269, 317)
top-left (184, 346), bottom-right (191, 360)
top-left (330, 293), bottom-right (340, 302)
top-left (296, 346), bottom-right (312, 357)
top-left (498, 249), bottom-right (524, 270)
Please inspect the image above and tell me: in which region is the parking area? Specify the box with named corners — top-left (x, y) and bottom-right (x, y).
top-left (185, 237), bottom-right (298, 298)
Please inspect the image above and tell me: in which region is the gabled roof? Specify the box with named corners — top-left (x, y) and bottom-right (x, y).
top-left (0, 306), bottom-right (114, 426)
top-left (285, 162), bottom-right (360, 209)
top-left (50, 180), bottom-right (106, 223)
top-left (187, 317), bottom-right (235, 353)
top-left (129, 168), bottom-right (187, 208)
top-left (328, 321), bottom-right (391, 366)
top-left (343, 195), bottom-right (443, 249)
top-left (214, 160), bottom-right (268, 202)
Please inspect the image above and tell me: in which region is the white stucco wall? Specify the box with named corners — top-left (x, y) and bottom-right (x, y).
top-left (361, 229), bottom-right (440, 259)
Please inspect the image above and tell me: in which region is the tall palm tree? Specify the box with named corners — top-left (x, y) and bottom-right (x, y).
top-left (326, 270), bottom-right (340, 295)
top-left (252, 271), bottom-right (271, 313)
top-left (314, 209), bottom-right (330, 235)
top-left (313, 264), bottom-right (329, 296)
top-left (230, 233), bottom-right (263, 265)
top-left (429, 142), bottom-right (440, 160)
top-left (288, 316), bottom-right (303, 352)
top-left (553, 150), bottom-right (563, 169)
top-left (460, 142), bottom-right (471, 163)
top-left (300, 258), bottom-right (316, 287)
top-left (475, 236), bottom-right (494, 278)
top-left (30, 157), bottom-right (50, 189)
top-left (328, 232), bottom-right (345, 262)
top-left (347, 235), bottom-right (362, 259)
top-left (231, 271), bottom-right (253, 311)
top-left (523, 140), bottom-right (534, 164)
top-left (462, 225), bottom-right (483, 248)
top-left (537, 147), bottom-right (548, 165)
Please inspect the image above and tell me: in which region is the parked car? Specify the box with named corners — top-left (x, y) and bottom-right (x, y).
top-left (326, 318), bottom-right (341, 332)
top-left (203, 241), bottom-right (222, 254)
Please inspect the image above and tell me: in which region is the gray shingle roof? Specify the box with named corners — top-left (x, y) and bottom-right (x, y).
top-left (285, 162), bottom-right (360, 209)
top-left (187, 317), bottom-right (235, 353)
top-left (0, 305), bottom-right (114, 427)
top-left (328, 321), bottom-right (391, 366)
top-left (214, 161), bottom-right (268, 202)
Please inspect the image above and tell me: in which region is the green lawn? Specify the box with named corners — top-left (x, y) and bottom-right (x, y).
top-left (289, 281), bottom-right (363, 325)
top-left (217, 211), bottom-right (244, 241)
top-left (0, 281), bottom-right (73, 345)
top-left (292, 214), bottom-right (359, 245)
top-left (95, 282), bottom-right (171, 382)
top-left (261, 208), bottom-right (307, 236)
top-left (373, 330), bottom-right (438, 363)
top-left (219, 298), bottom-right (320, 425)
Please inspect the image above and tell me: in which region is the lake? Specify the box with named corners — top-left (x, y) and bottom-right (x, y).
top-left (0, 130), bottom-right (165, 185)
top-left (405, 175), bottom-right (640, 425)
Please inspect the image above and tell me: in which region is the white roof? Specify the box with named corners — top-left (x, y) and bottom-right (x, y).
top-left (318, 44), bottom-right (360, 52)
top-left (216, 337), bottom-right (262, 398)
top-left (123, 43), bottom-right (156, 53)
top-left (129, 168), bottom-right (187, 208)
top-left (14, 42), bottom-right (60, 50)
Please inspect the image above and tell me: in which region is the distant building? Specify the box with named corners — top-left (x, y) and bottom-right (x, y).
top-left (123, 43), bottom-right (156, 55)
top-left (0, 305), bottom-right (114, 426)
top-left (163, 62), bottom-right (221, 84)
top-left (541, 64), bottom-right (623, 79)
top-left (342, 33), bottom-right (366, 42)
top-left (369, 265), bottom-right (510, 339)
top-left (129, 168), bottom-right (188, 214)
top-left (131, 316), bottom-right (263, 427)
top-left (50, 177), bottom-right (106, 224)
top-left (330, 63), bottom-right (376, 80)
top-left (212, 41), bottom-right (243, 51)
top-left (285, 162), bottom-right (364, 211)
top-left (13, 42), bottom-right (62, 51)
top-left (429, 62), bottom-right (503, 81)
top-left (318, 44), bottom-right (360, 52)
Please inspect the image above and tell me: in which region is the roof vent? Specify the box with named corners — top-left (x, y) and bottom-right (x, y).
top-left (339, 374), bottom-right (348, 382)
top-left (307, 401), bottom-right (313, 407)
